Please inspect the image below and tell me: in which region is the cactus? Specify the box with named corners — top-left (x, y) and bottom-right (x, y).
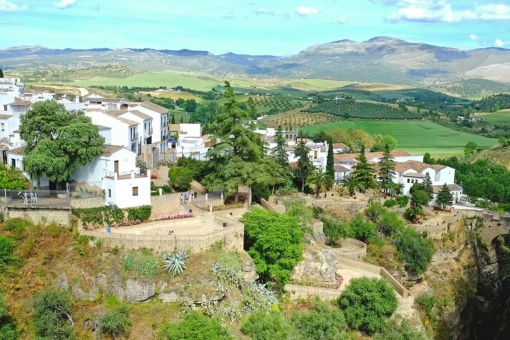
top-left (162, 250), bottom-right (189, 276)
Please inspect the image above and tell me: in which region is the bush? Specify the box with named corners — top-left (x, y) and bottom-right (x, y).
top-left (339, 278), bottom-right (397, 335)
top-left (290, 300), bottom-right (347, 339)
top-left (4, 218), bottom-right (23, 232)
top-left (373, 317), bottom-right (427, 340)
top-left (347, 215), bottom-right (376, 243)
top-left (126, 205), bottom-right (151, 222)
top-left (383, 199), bottom-right (397, 208)
top-left (241, 310), bottom-right (295, 340)
top-left (403, 206), bottom-right (424, 222)
top-left (99, 305), bottom-right (131, 338)
top-left (0, 236), bottom-right (15, 270)
top-left (159, 311), bottom-right (234, 339)
top-left (415, 294), bottom-right (437, 318)
top-left (394, 228), bottom-right (433, 275)
top-left (395, 195), bottom-right (409, 207)
top-left (0, 294), bottom-right (16, 340)
top-left (168, 165), bottom-right (194, 191)
top-left (31, 287), bottom-right (75, 339)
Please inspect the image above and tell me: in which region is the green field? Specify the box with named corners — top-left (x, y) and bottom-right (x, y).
top-left (480, 110), bottom-right (510, 124)
top-left (75, 72), bottom-right (223, 92)
top-left (301, 120), bottom-right (498, 157)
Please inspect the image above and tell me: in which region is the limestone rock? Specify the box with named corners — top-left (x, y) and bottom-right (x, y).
top-left (125, 279), bottom-right (156, 302)
top-left (159, 291), bottom-right (181, 303)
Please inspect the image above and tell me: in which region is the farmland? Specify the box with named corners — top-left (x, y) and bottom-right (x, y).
top-left (305, 100), bottom-right (423, 120)
top-left (300, 120), bottom-right (498, 157)
top-left (479, 110), bottom-right (510, 124)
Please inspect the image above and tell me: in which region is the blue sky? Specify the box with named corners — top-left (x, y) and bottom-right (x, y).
top-left (1, 0), bottom-right (510, 55)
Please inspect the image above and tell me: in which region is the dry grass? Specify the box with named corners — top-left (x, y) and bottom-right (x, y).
top-left (262, 106), bottom-right (341, 129)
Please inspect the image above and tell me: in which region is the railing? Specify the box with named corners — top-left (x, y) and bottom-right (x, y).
top-left (2, 188), bottom-right (71, 208)
top-left (104, 169), bottom-right (146, 178)
top-left (130, 132), bottom-right (139, 141)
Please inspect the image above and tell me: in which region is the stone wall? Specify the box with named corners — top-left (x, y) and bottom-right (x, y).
top-left (71, 196), bottom-right (104, 209)
top-left (80, 217), bottom-right (244, 253)
top-left (150, 193), bottom-right (180, 219)
top-left (7, 206), bottom-right (71, 226)
top-left (329, 239), bottom-right (367, 261)
top-left (336, 256), bottom-right (411, 298)
top-left (285, 284), bottom-right (342, 301)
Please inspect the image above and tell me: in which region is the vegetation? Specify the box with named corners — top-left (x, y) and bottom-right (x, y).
top-left (290, 300), bottom-right (348, 339)
top-left (162, 250), bottom-right (189, 276)
top-left (242, 208), bottom-right (303, 289)
top-left (293, 139), bottom-right (314, 192)
top-left (0, 164), bottom-right (30, 190)
top-left (0, 294), bottom-right (16, 340)
top-left (305, 99), bottom-right (423, 120)
top-left (99, 304), bottom-right (131, 338)
top-left (31, 287), bottom-right (75, 340)
top-left (159, 311), bottom-right (234, 339)
top-left (20, 101), bottom-right (104, 187)
top-left (241, 310), bottom-right (295, 340)
top-left (339, 277), bottom-right (397, 335)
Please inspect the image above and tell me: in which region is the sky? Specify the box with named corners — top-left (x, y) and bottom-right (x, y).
top-left (1, 0), bottom-right (510, 55)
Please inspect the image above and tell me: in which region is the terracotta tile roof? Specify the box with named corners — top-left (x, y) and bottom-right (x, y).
top-left (128, 110), bottom-right (152, 120)
top-left (394, 160), bottom-right (446, 173)
top-left (334, 165), bottom-right (350, 172)
top-left (101, 145), bottom-right (125, 157)
top-left (104, 109), bottom-right (128, 117)
top-left (332, 143), bottom-right (348, 149)
top-left (403, 172), bottom-right (426, 178)
top-left (105, 114), bottom-right (138, 126)
top-left (137, 102), bottom-right (168, 114)
top-left (289, 162), bottom-right (298, 169)
top-left (433, 183), bottom-right (462, 193)
top-left (0, 114), bottom-right (12, 119)
top-left (8, 146), bottom-right (26, 155)
top-left (5, 97), bottom-right (31, 106)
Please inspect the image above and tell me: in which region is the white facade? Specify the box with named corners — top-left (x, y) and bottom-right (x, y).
top-left (103, 169), bottom-right (151, 209)
top-left (85, 111), bottom-right (140, 154)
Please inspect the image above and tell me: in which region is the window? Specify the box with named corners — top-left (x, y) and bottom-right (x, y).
top-left (407, 179), bottom-right (410, 183)
top-left (132, 187), bottom-right (139, 196)
top-left (108, 189), bottom-right (111, 198)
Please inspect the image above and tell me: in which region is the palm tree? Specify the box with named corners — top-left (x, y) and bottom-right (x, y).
top-left (341, 174), bottom-right (360, 197)
top-left (306, 168), bottom-right (327, 198)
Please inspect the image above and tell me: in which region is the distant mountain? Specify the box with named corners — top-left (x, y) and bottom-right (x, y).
top-left (2, 37), bottom-right (510, 85)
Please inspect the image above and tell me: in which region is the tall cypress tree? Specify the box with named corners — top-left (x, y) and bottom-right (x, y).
top-left (171, 113), bottom-right (176, 124)
top-left (436, 183), bottom-right (453, 210)
top-left (378, 144), bottom-right (396, 196)
top-left (325, 137), bottom-right (335, 189)
top-left (421, 173), bottom-right (434, 201)
top-left (353, 146), bottom-right (376, 192)
top-left (294, 139), bottom-right (314, 192)
top-left (272, 125), bottom-right (288, 167)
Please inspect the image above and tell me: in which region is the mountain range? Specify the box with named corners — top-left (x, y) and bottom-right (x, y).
top-left (2, 36), bottom-right (510, 86)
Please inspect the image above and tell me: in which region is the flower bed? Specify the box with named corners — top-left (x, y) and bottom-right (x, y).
top-left (153, 213), bottom-right (193, 221)
top-left (112, 219), bottom-right (143, 227)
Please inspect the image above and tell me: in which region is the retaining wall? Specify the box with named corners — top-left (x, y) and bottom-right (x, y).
top-left (71, 196), bottom-right (104, 209)
top-left (80, 216), bottom-right (244, 253)
top-left (285, 284), bottom-right (342, 301)
top-left (329, 239), bottom-right (367, 261)
top-left (7, 206), bottom-right (71, 226)
top-left (150, 193), bottom-right (180, 219)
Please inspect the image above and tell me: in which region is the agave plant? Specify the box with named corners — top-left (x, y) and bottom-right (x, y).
top-left (162, 250), bottom-right (189, 276)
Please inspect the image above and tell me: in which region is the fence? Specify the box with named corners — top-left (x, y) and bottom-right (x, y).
top-left (2, 188), bottom-right (70, 208)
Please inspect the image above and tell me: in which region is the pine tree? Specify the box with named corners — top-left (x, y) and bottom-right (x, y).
top-left (325, 137), bottom-right (335, 190)
top-left (378, 144), bottom-right (396, 196)
top-left (436, 183), bottom-right (453, 210)
top-left (272, 125), bottom-right (288, 167)
top-left (294, 139), bottom-right (314, 192)
top-left (171, 113), bottom-right (176, 124)
top-left (421, 173), bottom-right (434, 201)
top-left (353, 146), bottom-right (376, 192)
top-left (0, 68), bottom-right (3, 78)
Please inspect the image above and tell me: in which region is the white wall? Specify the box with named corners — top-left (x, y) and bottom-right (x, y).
top-left (103, 170), bottom-right (151, 209)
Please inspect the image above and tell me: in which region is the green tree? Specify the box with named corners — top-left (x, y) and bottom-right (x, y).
top-left (421, 173), bottom-right (434, 201)
top-left (341, 175), bottom-right (361, 197)
top-left (0, 236), bottom-right (16, 271)
top-left (159, 311), bottom-right (233, 340)
top-left (373, 317), bottom-right (427, 340)
top-left (0, 163), bottom-right (30, 189)
top-left (290, 299), bottom-right (347, 340)
top-left (99, 305), bottom-right (131, 338)
top-left (411, 190), bottom-right (430, 207)
top-left (347, 215), bottom-right (376, 243)
top-left (394, 228), bottom-right (433, 274)
top-left (184, 99), bottom-right (197, 113)
top-left (353, 147), bottom-right (376, 192)
top-left (31, 287), bottom-right (75, 340)
top-left (204, 81), bottom-right (267, 201)
top-left (325, 138), bottom-right (335, 190)
top-left (403, 206), bottom-right (424, 222)
top-left (272, 125), bottom-right (288, 167)
top-left (436, 183), bottom-right (453, 209)
top-left (246, 97), bottom-right (258, 119)
top-left (0, 294), bottom-right (16, 340)
top-left (464, 141), bottom-right (478, 156)
top-left (378, 144), bottom-right (396, 196)
top-left (293, 139), bottom-right (314, 192)
top-left (373, 134), bottom-right (397, 152)
top-left (306, 168), bottom-right (327, 198)
top-left (242, 208), bottom-right (303, 288)
top-left (338, 278), bottom-right (397, 335)
top-left (0, 69), bottom-right (3, 78)
top-left (171, 113), bottom-right (176, 124)
top-left (20, 101), bottom-right (104, 187)
top-left (241, 310), bottom-right (295, 340)
top-left (168, 165), bottom-right (194, 191)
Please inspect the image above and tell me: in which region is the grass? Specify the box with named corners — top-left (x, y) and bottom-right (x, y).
top-left (300, 120), bottom-right (498, 157)
top-left (479, 110), bottom-right (510, 124)
top-left (75, 71), bottom-right (223, 92)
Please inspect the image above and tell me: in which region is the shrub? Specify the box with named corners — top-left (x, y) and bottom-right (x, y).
top-left (290, 300), bottom-right (347, 340)
top-left (4, 218), bottom-right (23, 232)
top-left (403, 206), bottom-right (424, 222)
top-left (0, 293), bottom-right (16, 340)
top-left (394, 228), bottom-right (433, 275)
top-left (347, 215), bottom-right (376, 243)
top-left (373, 317), bottom-right (427, 340)
top-left (338, 278), bottom-right (397, 335)
top-left (395, 195), bottom-right (409, 207)
top-left (241, 310), bottom-right (295, 340)
top-left (383, 199), bottom-right (397, 208)
top-left (416, 294), bottom-right (437, 318)
top-left (0, 236), bottom-right (15, 270)
top-left (31, 287), bottom-right (75, 340)
top-left (99, 305), bottom-right (131, 338)
top-left (162, 250), bottom-right (189, 276)
top-left (159, 311), bottom-right (234, 339)
top-left (126, 205), bottom-right (151, 222)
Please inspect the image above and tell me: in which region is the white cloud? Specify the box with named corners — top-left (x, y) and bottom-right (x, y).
top-left (0, 0), bottom-right (27, 11)
top-left (297, 6), bottom-right (318, 17)
top-left (495, 38), bottom-right (505, 47)
top-left (469, 34), bottom-right (478, 40)
top-left (380, 1), bottom-right (510, 23)
top-left (54, 0), bottom-right (76, 9)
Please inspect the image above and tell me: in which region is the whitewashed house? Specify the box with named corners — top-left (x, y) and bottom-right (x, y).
top-left (0, 97), bottom-right (31, 147)
top-left (85, 111), bottom-right (140, 154)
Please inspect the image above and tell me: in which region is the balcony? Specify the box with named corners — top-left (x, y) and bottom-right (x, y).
top-left (130, 132), bottom-right (139, 141)
top-left (144, 127), bottom-right (153, 138)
